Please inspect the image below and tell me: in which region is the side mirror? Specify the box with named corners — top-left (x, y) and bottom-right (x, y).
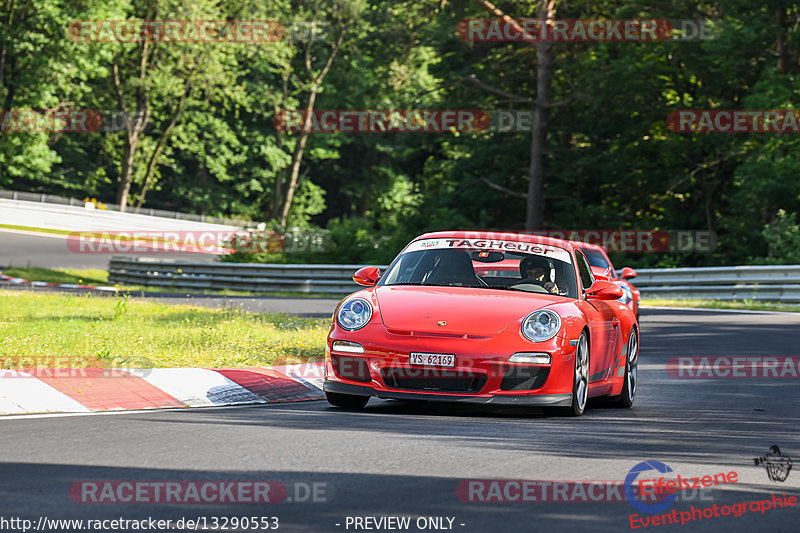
top-left (589, 266), bottom-right (612, 281)
top-left (353, 266), bottom-right (380, 287)
top-left (593, 266), bottom-right (614, 281)
top-left (621, 267), bottom-right (638, 279)
top-left (586, 280), bottom-right (623, 300)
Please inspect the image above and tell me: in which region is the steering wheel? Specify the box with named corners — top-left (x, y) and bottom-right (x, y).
top-left (511, 277), bottom-right (560, 293)
top-left (509, 282), bottom-right (550, 294)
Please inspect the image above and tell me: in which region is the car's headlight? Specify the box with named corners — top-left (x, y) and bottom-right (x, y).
top-left (521, 310), bottom-right (561, 342)
top-left (336, 298), bottom-right (373, 330)
top-left (617, 283), bottom-right (632, 304)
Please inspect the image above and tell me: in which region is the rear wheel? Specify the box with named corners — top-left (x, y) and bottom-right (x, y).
top-left (613, 327), bottom-right (638, 408)
top-left (554, 331), bottom-right (589, 417)
top-left (326, 391), bottom-right (369, 409)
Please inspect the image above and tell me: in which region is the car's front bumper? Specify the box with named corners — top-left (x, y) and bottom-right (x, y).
top-left (325, 308), bottom-right (580, 403)
top-left (323, 380), bottom-right (573, 406)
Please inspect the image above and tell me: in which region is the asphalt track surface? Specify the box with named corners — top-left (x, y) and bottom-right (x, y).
top-left (1, 308), bottom-right (798, 532)
top-left (0, 229), bottom-right (219, 269)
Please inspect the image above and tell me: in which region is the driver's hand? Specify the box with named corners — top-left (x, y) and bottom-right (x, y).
top-left (544, 281), bottom-right (558, 294)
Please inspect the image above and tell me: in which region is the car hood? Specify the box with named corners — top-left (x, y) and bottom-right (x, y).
top-left (374, 285), bottom-right (559, 336)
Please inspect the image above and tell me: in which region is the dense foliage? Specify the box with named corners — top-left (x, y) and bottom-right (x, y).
top-left (1, 0), bottom-right (799, 267)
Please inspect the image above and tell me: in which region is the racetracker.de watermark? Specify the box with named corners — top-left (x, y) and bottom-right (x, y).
top-left (70, 481), bottom-right (330, 503)
top-left (279, 110), bottom-right (737, 136)
top-left (456, 479), bottom-right (713, 503)
top-left (67, 20), bottom-right (327, 43)
top-left (273, 110), bottom-right (568, 133)
top-left (66, 230), bottom-right (285, 254)
top-left (1, 110), bottom-right (148, 133)
top-left (0, 356), bottom-right (153, 378)
top-left (668, 110), bottom-right (800, 133)
top-left (273, 110), bottom-right (493, 133)
top-left (456, 19), bottom-right (715, 42)
top-left (486, 230), bottom-right (716, 253)
top-left (666, 356), bottom-right (800, 378)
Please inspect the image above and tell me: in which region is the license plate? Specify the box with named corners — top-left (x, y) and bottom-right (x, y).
top-left (409, 352), bottom-right (455, 367)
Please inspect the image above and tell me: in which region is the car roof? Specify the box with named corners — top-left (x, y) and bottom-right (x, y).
top-left (415, 231), bottom-right (577, 252)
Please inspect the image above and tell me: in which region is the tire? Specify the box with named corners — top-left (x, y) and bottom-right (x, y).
top-left (554, 330), bottom-right (589, 417)
top-left (326, 391), bottom-right (369, 409)
top-left (612, 327), bottom-right (638, 408)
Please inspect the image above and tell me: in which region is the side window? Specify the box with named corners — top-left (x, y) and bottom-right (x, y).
top-left (575, 250), bottom-right (594, 290)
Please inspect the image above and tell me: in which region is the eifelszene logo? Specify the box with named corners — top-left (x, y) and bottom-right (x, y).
top-left (624, 461), bottom-right (739, 516)
top-left (625, 461), bottom-right (677, 514)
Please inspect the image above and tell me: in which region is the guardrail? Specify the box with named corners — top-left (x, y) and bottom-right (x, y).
top-left (108, 257), bottom-right (383, 294)
top-left (629, 264), bottom-right (800, 302)
top-left (107, 258), bottom-right (800, 301)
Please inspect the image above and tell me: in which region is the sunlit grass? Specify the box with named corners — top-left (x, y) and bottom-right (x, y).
top-left (2, 267), bottom-right (109, 286)
top-left (0, 290), bottom-right (330, 369)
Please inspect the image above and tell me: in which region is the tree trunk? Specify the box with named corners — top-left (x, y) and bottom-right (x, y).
top-left (136, 80), bottom-right (191, 208)
top-left (117, 135), bottom-right (137, 210)
top-left (271, 72), bottom-right (291, 219)
top-left (776, 7), bottom-right (787, 74)
top-left (471, 0), bottom-right (556, 232)
top-left (280, 90), bottom-right (318, 226)
top-left (278, 28), bottom-right (346, 227)
top-left (525, 1), bottom-right (555, 231)
top-left (111, 42), bottom-right (151, 212)
top-left (114, 104), bottom-right (150, 211)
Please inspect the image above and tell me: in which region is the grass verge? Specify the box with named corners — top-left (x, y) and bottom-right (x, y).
top-left (0, 290), bottom-right (330, 368)
top-left (2, 267), bottom-right (109, 286)
top-left (641, 298), bottom-right (800, 313)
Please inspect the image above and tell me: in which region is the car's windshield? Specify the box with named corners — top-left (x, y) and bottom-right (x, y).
top-left (380, 238), bottom-right (578, 298)
top-left (580, 247), bottom-right (611, 269)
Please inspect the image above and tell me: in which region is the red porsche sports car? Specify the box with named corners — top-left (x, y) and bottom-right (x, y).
top-left (323, 231), bottom-right (639, 416)
top-left (571, 241), bottom-right (641, 318)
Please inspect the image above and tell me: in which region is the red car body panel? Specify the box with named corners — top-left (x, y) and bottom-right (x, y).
top-left (324, 231), bottom-right (638, 406)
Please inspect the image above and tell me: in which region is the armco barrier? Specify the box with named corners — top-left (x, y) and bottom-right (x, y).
top-left (107, 258), bottom-right (800, 301)
top-left (630, 265), bottom-right (800, 302)
top-left (108, 257), bottom-right (387, 294)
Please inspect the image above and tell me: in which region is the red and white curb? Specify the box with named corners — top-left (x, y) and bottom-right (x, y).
top-left (0, 363), bottom-right (325, 415)
top-left (0, 270), bottom-right (117, 291)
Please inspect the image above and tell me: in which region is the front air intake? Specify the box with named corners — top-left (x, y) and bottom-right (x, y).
top-left (332, 356), bottom-right (371, 382)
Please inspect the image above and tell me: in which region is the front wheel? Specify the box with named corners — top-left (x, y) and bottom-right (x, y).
top-left (553, 331), bottom-right (589, 417)
top-left (326, 391), bottom-right (369, 409)
top-left (612, 327), bottom-right (638, 408)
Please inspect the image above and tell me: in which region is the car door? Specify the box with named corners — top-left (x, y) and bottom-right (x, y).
top-left (575, 250), bottom-right (620, 383)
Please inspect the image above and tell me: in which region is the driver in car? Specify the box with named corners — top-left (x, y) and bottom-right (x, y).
top-left (519, 256), bottom-right (560, 294)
